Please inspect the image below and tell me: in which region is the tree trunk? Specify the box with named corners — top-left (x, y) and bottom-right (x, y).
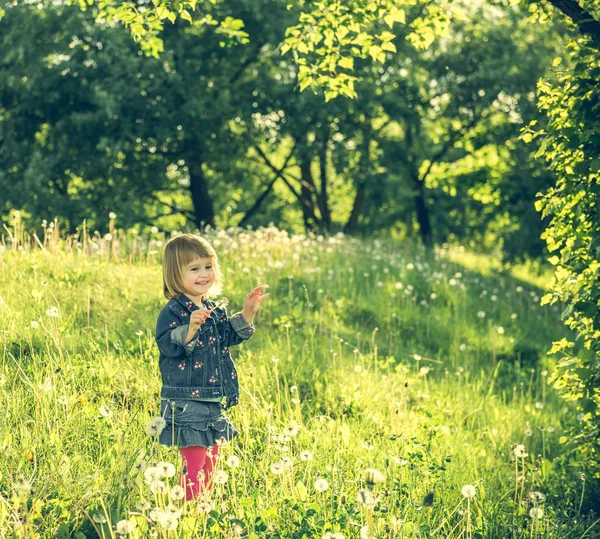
top-left (299, 157), bottom-right (319, 232)
top-left (344, 129), bottom-right (371, 234)
top-left (411, 173), bottom-right (433, 248)
top-left (187, 156), bottom-right (215, 229)
top-left (344, 182), bottom-right (366, 234)
top-left (318, 136), bottom-right (332, 233)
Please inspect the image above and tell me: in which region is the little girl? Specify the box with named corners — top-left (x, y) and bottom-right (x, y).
top-left (155, 233), bottom-right (269, 501)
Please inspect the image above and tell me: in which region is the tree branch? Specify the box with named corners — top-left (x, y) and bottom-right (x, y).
top-left (237, 142), bottom-right (297, 227)
top-left (252, 143), bottom-right (321, 224)
top-left (546, 0), bottom-right (600, 42)
top-left (420, 109), bottom-right (488, 184)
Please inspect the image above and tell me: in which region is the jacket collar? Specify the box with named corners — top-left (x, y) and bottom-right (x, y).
top-left (173, 293), bottom-right (207, 313)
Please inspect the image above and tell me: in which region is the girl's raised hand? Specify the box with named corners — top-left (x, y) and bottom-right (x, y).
top-left (244, 284), bottom-right (270, 314)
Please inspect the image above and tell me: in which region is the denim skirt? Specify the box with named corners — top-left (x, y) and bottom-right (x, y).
top-left (157, 399), bottom-right (240, 449)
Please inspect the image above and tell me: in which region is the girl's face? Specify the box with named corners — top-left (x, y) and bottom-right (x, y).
top-left (181, 256), bottom-right (215, 300)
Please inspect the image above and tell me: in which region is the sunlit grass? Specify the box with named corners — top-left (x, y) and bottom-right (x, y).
top-left (0, 222), bottom-right (597, 538)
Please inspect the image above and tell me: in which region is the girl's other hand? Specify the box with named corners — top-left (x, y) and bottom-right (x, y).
top-left (244, 284), bottom-right (270, 315)
top-left (190, 308), bottom-right (211, 330)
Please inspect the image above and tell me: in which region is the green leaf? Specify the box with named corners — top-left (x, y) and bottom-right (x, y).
top-left (339, 56), bottom-right (354, 70)
top-left (384, 8), bottom-right (406, 28)
top-left (180, 10), bottom-right (192, 23)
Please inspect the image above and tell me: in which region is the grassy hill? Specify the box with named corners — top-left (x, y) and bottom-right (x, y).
top-left (0, 227), bottom-right (597, 538)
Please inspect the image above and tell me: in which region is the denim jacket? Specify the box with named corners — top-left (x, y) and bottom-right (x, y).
top-left (155, 294), bottom-right (255, 410)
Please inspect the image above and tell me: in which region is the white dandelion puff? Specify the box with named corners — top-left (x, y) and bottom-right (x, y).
top-left (91, 512), bottom-right (108, 523)
top-left (529, 507), bottom-right (543, 519)
top-left (461, 484), bottom-right (476, 498)
top-left (514, 444), bottom-right (528, 458)
top-left (164, 504), bottom-right (182, 519)
top-left (363, 468), bottom-right (385, 486)
top-left (315, 478), bottom-right (329, 492)
top-left (170, 486), bottom-right (185, 500)
top-left (357, 489), bottom-right (377, 509)
top-left (158, 516), bottom-right (179, 530)
top-left (299, 450), bottom-right (313, 461)
top-left (46, 306), bottom-right (60, 317)
top-left (196, 497), bottom-right (215, 514)
top-left (529, 491), bottom-right (546, 504)
top-left (14, 477), bottom-right (32, 496)
top-left (116, 519), bottom-right (134, 535)
top-left (146, 417), bottom-right (166, 437)
top-left (143, 466), bottom-right (162, 485)
top-left (226, 455), bottom-right (240, 468)
top-left (280, 457), bottom-right (293, 469)
top-left (213, 470), bottom-right (228, 485)
top-left (270, 462), bottom-right (284, 475)
top-left (99, 405), bottom-right (113, 418)
top-left (157, 461), bottom-right (176, 478)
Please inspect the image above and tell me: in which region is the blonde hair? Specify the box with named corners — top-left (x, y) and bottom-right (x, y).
top-left (162, 234), bottom-right (224, 300)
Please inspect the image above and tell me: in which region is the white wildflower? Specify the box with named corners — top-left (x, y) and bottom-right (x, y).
top-left (315, 478), bottom-right (329, 492)
top-left (461, 484), bottom-right (476, 498)
top-left (529, 507), bottom-right (543, 519)
top-left (115, 519), bottom-right (133, 535)
top-left (226, 455), bottom-right (240, 468)
top-left (146, 417), bottom-right (166, 437)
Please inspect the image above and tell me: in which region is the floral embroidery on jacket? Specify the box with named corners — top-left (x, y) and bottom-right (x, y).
top-left (194, 360), bottom-right (203, 369)
top-left (209, 375), bottom-right (217, 384)
top-left (191, 389), bottom-right (201, 398)
top-left (178, 361), bottom-right (186, 370)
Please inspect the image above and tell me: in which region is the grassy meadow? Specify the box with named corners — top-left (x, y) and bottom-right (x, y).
top-left (0, 225), bottom-right (598, 538)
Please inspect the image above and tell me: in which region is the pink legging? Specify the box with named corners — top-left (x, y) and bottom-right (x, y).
top-left (178, 444), bottom-right (220, 501)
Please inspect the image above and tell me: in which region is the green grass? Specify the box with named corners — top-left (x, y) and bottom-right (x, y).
top-left (0, 228), bottom-right (597, 538)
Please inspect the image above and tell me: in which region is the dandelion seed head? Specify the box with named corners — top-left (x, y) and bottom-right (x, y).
top-left (226, 455), bottom-right (240, 468)
top-left (158, 515), bottom-right (179, 530)
top-left (514, 444), bottom-right (528, 458)
top-left (116, 519), bottom-right (134, 535)
top-left (157, 461), bottom-right (176, 478)
top-left (146, 417), bottom-right (166, 437)
top-left (529, 491), bottom-right (546, 504)
top-left (91, 512), bottom-right (108, 523)
top-left (213, 470), bottom-right (228, 485)
top-left (364, 468), bottom-right (385, 486)
top-left (46, 306), bottom-right (60, 317)
top-left (461, 484), bottom-right (476, 498)
top-left (315, 478), bottom-right (329, 492)
top-left (356, 488), bottom-right (377, 508)
top-left (529, 507), bottom-right (543, 519)
top-left (299, 450), bottom-right (313, 461)
top-left (99, 405), bottom-right (113, 418)
top-left (270, 462), bottom-right (284, 474)
top-left (170, 486), bottom-right (185, 500)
